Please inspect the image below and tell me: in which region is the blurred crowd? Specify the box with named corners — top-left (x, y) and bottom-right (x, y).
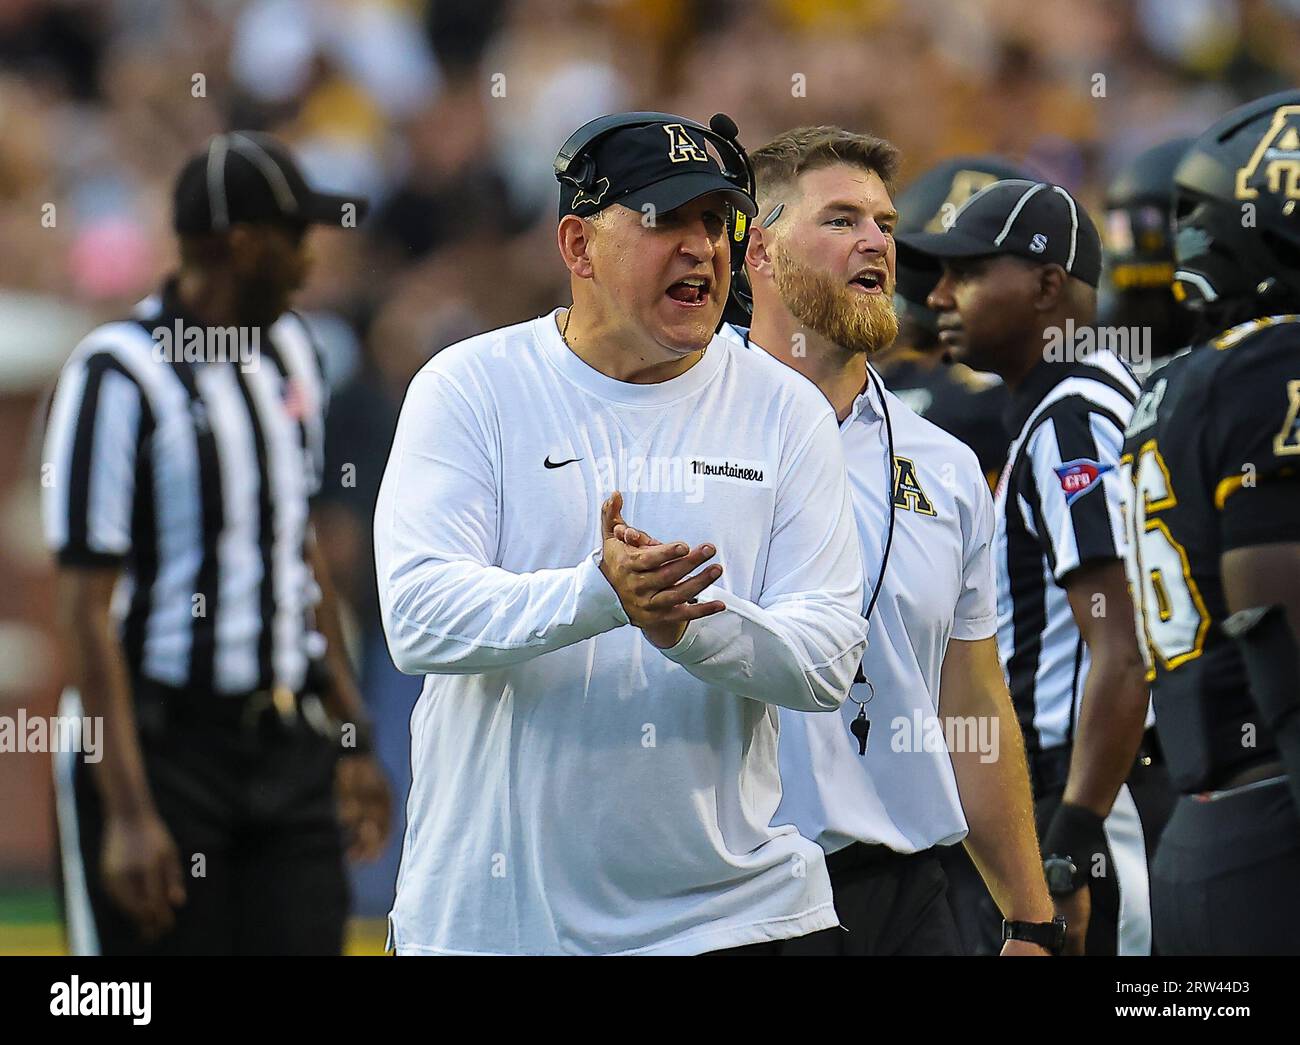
top-left (2, 0), bottom-right (1298, 913)
top-left (4, 0), bottom-right (1299, 329)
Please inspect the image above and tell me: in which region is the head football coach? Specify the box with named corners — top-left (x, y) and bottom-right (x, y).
top-left (374, 112), bottom-right (870, 955)
top-left (42, 132), bottom-right (391, 955)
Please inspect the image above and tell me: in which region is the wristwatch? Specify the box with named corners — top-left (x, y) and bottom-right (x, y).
top-left (1043, 854), bottom-right (1086, 897)
top-left (1002, 916), bottom-right (1068, 955)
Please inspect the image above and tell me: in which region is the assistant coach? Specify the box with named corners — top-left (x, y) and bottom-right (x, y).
top-left (374, 112), bottom-right (869, 955)
top-left (42, 132), bottom-right (390, 955)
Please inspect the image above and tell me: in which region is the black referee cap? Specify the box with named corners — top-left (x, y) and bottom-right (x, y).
top-left (896, 179), bottom-right (1103, 287)
top-left (174, 132), bottom-right (370, 235)
top-left (893, 156), bottom-right (1034, 331)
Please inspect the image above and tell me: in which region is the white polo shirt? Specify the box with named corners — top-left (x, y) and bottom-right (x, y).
top-left (723, 325), bottom-right (998, 855)
top-left (375, 310), bottom-right (869, 955)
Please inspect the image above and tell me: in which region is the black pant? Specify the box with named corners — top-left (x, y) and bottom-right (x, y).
top-left (771, 844), bottom-right (961, 956)
top-left (941, 736), bottom-right (1174, 955)
top-left (1153, 779), bottom-right (1300, 955)
top-left (937, 843), bottom-right (1003, 955)
top-left (58, 681), bottom-right (348, 955)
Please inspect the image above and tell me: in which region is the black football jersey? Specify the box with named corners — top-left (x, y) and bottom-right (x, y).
top-left (1120, 314), bottom-right (1300, 793)
top-left (880, 357), bottom-right (1010, 485)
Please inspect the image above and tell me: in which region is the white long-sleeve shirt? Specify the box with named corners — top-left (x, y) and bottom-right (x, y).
top-left (374, 308), bottom-right (869, 954)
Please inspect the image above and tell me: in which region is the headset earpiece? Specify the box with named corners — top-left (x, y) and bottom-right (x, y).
top-left (565, 156), bottom-right (594, 194)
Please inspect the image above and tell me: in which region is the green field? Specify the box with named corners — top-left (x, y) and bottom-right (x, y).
top-left (0, 890), bottom-right (388, 955)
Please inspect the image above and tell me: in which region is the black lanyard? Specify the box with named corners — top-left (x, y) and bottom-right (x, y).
top-left (861, 364), bottom-right (898, 625)
top-left (847, 365), bottom-right (897, 754)
top-left (739, 327), bottom-right (896, 752)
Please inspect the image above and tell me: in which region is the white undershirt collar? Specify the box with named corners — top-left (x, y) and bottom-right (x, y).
top-left (534, 308), bottom-right (727, 407)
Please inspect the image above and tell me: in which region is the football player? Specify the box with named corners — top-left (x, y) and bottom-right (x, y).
top-left (1101, 137), bottom-right (1197, 378)
top-left (1120, 90), bottom-right (1300, 954)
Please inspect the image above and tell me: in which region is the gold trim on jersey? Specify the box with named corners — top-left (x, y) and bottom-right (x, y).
top-left (1119, 452), bottom-right (1158, 683)
top-left (1149, 567), bottom-right (1174, 623)
top-left (1274, 379), bottom-right (1300, 456)
top-left (1212, 313), bottom-right (1300, 350)
top-left (1129, 441), bottom-right (1212, 671)
top-left (1139, 438), bottom-right (1178, 513)
top-left (1145, 519), bottom-right (1211, 670)
top-left (1214, 474), bottom-right (1245, 510)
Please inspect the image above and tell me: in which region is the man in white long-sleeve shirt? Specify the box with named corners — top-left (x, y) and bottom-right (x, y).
top-left (373, 112), bottom-right (870, 955)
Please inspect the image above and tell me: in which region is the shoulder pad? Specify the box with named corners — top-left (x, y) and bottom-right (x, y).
top-left (1212, 313), bottom-right (1300, 351)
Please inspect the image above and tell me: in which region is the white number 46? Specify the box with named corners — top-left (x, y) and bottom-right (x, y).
top-left (1119, 443), bottom-right (1211, 673)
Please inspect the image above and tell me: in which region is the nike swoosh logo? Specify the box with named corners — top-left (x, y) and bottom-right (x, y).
top-left (544, 456), bottom-right (582, 469)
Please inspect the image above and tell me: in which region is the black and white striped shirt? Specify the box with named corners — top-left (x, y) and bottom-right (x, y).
top-left (42, 281), bottom-right (329, 696)
top-left (993, 352), bottom-right (1139, 753)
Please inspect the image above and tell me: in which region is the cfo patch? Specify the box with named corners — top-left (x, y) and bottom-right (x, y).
top-left (1054, 458), bottom-right (1112, 504)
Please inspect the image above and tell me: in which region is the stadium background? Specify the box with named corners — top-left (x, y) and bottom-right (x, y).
top-left (0, 0), bottom-right (1296, 955)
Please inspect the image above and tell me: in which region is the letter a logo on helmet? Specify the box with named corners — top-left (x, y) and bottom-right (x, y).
top-left (664, 124), bottom-right (708, 164)
top-left (1235, 104), bottom-right (1300, 203)
top-left (922, 169), bottom-right (1005, 232)
top-left (1173, 90), bottom-right (1300, 316)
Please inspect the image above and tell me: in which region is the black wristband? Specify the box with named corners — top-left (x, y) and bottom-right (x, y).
top-left (1042, 802), bottom-right (1108, 873)
top-left (1002, 917), bottom-right (1067, 955)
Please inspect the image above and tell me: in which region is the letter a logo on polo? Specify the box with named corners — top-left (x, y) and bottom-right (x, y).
top-left (664, 124), bottom-right (707, 164)
top-left (1054, 458), bottom-right (1112, 504)
top-left (892, 456), bottom-right (936, 516)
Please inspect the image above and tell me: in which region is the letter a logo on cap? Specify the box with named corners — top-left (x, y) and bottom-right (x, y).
top-left (664, 124), bottom-right (707, 164)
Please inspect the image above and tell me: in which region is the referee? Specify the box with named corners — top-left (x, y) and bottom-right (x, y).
top-left (899, 181), bottom-right (1171, 954)
top-left (42, 132), bottom-right (390, 955)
